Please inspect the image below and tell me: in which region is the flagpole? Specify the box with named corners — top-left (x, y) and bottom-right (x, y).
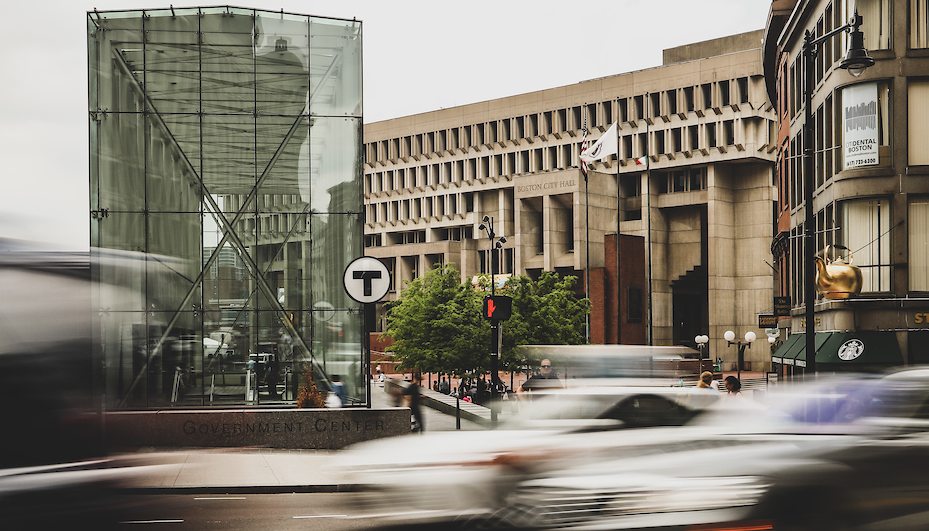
top-left (645, 92), bottom-right (654, 346)
top-left (616, 97), bottom-right (622, 345)
top-left (583, 104), bottom-right (590, 343)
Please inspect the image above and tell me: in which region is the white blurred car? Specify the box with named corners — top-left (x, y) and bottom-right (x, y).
top-left (498, 371), bottom-right (929, 531)
top-left (334, 385), bottom-right (721, 527)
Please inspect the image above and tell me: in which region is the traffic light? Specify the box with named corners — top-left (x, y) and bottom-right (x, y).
top-left (482, 295), bottom-right (512, 321)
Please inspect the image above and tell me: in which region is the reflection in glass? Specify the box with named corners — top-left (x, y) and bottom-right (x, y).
top-left (88, 7), bottom-right (362, 409)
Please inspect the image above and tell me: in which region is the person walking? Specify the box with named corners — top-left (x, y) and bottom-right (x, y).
top-left (724, 376), bottom-right (743, 398)
top-left (403, 372), bottom-right (425, 432)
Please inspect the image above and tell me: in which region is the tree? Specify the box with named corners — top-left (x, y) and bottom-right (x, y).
top-left (383, 265), bottom-right (588, 377)
top-left (382, 263), bottom-right (488, 376)
top-left (500, 271), bottom-right (589, 371)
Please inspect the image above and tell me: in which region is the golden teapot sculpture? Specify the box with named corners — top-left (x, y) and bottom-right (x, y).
top-left (814, 245), bottom-right (863, 299)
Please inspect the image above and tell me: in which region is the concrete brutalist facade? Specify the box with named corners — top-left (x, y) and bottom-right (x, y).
top-left (364, 32), bottom-right (780, 371)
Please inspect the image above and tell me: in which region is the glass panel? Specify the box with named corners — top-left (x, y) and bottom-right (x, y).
top-left (256, 14), bottom-right (309, 117)
top-left (310, 213), bottom-right (363, 310)
top-left (146, 212), bottom-right (202, 312)
top-left (256, 114), bottom-right (309, 196)
top-left (314, 310), bottom-right (363, 404)
top-left (310, 117), bottom-right (362, 213)
top-left (147, 119), bottom-right (203, 213)
top-left (94, 211), bottom-right (145, 252)
top-left (201, 115), bottom-right (257, 195)
top-left (92, 247), bottom-right (147, 313)
top-left (94, 87), bottom-right (146, 213)
top-left (200, 23), bottom-right (256, 116)
top-left (309, 17), bottom-right (362, 118)
top-left (144, 19), bottom-right (201, 116)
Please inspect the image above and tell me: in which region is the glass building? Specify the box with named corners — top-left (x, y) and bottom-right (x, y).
top-left (87, 7), bottom-right (363, 408)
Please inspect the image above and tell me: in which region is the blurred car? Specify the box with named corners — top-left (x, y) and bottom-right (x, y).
top-left (334, 384), bottom-right (721, 527)
top-left (0, 245), bottom-right (178, 529)
top-left (499, 369), bottom-right (929, 531)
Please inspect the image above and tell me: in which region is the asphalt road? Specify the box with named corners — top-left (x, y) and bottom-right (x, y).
top-left (109, 492), bottom-right (387, 531)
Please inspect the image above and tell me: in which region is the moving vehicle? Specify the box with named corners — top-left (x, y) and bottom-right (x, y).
top-left (334, 385), bottom-right (721, 527)
top-left (501, 369), bottom-right (929, 530)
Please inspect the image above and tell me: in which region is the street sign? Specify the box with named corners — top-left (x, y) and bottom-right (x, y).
top-left (343, 257), bottom-right (391, 304)
top-left (483, 295), bottom-right (512, 321)
top-left (758, 314), bottom-right (777, 328)
top-left (774, 296), bottom-right (791, 317)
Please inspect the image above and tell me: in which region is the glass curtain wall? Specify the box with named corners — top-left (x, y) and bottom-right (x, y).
top-left (88, 7), bottom-right (363, 408)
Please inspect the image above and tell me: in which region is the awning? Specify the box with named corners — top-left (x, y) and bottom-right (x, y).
top-left (771, 333), bottom-right (801, 365)
top-left (789, 333), bottom-right (834, 368)
top-left (774, 333), bottom-right (831, 368)
top-left (816, 331), bottom-right (903, 365)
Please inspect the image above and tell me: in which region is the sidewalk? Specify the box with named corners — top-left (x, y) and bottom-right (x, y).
top-left (119, 381), bottom-right (488, 494)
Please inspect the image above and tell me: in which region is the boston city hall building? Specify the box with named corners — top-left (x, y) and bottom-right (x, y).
top-left (364, 31), bottom-right (781, 370)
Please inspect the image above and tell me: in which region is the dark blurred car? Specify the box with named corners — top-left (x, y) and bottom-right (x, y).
top-left (501, 369), bottom-right (929, 531)
top-left (334, 385), bottom-right (720, 528)
top-left (0, 245), bottom-right (167, 529)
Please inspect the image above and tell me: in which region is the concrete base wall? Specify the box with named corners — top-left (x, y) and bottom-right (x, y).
top-left (105, 408), bottom-right (410, 450)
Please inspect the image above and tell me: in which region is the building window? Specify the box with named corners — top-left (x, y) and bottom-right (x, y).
top-left (908, 80), bottom-right (929, 165)
top-left (912, 0), bottom-right (929, 48)
top-left (627, 286), bottom-right (643, 322)
top-left (849, 0), bottom-right (892, 50)
top-left (841, 198), bottom-right (892, 292)
top-left (910, 198), bottom-right (929, 290)
top-left (658, 168), bottom-right (707, 193)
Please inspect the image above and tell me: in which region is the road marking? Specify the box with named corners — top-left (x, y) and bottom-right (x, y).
top-left (293, 515), bottom-right (347, 519)
top-left (119, 520), bottom-right (184, 524)
top-left (193, 497), bottom-right (247, 500)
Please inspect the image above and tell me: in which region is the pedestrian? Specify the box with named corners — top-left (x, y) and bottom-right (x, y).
top-left (697, 371), bottom-right (714, 389)
top-left (518, 359), bottom-right (562, 396)
top-left (331, 374), bottom-right (347, 406)
top-left (265, 355), bottom-right (280, 399)
top-left (403, 371), bottom-right (425, 433)
top-left (439, 376), bottom-right (450, 394)
top-left (725, 376), bottom-right (743, 397)
top-left (681, 371), bottom-right (720, 410)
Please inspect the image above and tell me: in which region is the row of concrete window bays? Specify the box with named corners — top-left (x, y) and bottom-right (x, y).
top-left (365, 78), bottom-right (757, 162)
top-left (364, 165), bottom-right (709, 228)
top-left (365, 116), bottom-right (771, 195)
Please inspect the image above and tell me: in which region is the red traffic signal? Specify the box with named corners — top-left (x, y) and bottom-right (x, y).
top-left (483, 295), bottom-right (512, 321)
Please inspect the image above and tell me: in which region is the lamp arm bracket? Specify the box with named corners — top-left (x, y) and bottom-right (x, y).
top-left (806, 16), bottom-right (858, 49)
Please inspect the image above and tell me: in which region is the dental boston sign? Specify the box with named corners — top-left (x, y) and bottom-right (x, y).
top-left (105, 408), bottom-right (409, 450)
top-left (843, 82), bottom-right (879, 169)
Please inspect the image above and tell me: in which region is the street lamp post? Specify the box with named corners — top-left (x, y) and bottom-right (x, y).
top-left (479, 215), bottom-right (506, 423)
top-left (725, 330), bottom-right (756, 381)
top-left (694, 334), bottom-right (709, 377)
top-left (802, 11), bottom-right (874, 376)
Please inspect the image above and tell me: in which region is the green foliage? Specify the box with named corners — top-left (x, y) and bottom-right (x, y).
top-left (383, 264), bottom-right (589, 375)
top-left (383, 263), bottom-right (488, 375)
top-left (500, 271), bottom-right (589, 370)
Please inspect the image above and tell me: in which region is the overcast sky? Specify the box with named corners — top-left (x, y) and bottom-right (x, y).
top-left (0, 0), bottom-right (771, 251)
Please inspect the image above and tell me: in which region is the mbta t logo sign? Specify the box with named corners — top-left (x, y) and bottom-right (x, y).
top-left (483, 295), bottom-right (512, 321)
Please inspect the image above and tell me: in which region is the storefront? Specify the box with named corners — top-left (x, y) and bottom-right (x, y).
top-left (772, 331), bottom-right (904, 375)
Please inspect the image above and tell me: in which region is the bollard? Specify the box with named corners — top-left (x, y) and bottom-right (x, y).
top-left (456, 397), bottom-right (461, 430)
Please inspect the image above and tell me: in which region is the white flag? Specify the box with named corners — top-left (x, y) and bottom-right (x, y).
top-left (579, 121), bottom-right (618, 163)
